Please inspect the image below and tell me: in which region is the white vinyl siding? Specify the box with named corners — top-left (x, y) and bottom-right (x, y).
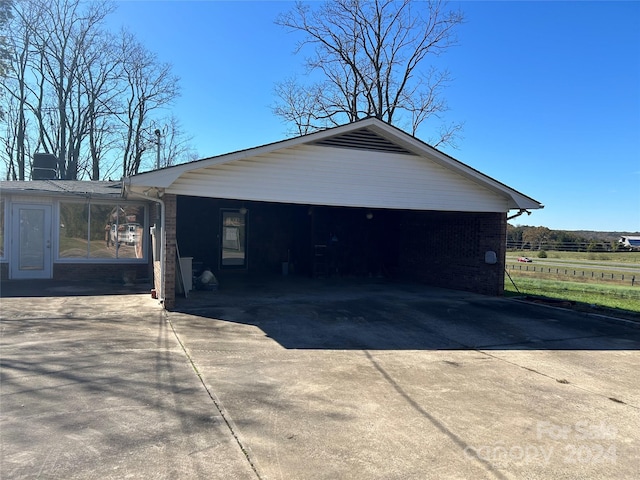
top-left (167, 145), bottom-right (510, 212)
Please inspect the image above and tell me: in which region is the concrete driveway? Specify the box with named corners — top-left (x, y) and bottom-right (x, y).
top-left (2, 278), bottom-right (639, 479)
top-left (0, 282), bottom-right (257, 480)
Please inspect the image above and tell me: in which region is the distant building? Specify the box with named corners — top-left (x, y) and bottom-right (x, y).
top-left (619, 236), bottom-right (640, 251)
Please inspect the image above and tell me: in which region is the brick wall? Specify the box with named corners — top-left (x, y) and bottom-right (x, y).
top-left (1, 257), bottom-right (149, 284)
top-left (397, 211), bottom-right (506, 295)
top-left (162, 194), bottom-right (177, 309)
top-left (52, 263), bottom-right (149, 283)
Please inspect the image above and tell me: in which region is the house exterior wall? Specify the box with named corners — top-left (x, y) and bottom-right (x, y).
top-left (167, 145), bottom-right (510, 212)
top-left (175, 197), bottom-right (307, 277)
top-left (0, 189), bottom-right (152, 285)
top-left (397, 211), bottom-right (506, 295)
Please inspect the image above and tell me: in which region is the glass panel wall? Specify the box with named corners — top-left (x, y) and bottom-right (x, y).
top-left (59, 203), bottom-right (89, 258)
top-left (59, 201), bottom-right (146, 260)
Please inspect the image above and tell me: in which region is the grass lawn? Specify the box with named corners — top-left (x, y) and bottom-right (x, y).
top-left (504, 275), bottom-right (640, 320)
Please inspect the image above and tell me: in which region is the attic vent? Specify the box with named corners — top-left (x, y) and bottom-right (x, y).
top-left (313, 128), bottom-right (415, 155)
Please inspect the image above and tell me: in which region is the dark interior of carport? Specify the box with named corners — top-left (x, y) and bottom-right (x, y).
top-left (176, 196), bottom-right (506, 295)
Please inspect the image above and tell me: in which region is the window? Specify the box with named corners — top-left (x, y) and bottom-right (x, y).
top-left (220, 209), bottom-right (247, 268)
top-left (59, 203), bottom-right (89, 258)
top-left (58, 201), bottom-right (146, 260)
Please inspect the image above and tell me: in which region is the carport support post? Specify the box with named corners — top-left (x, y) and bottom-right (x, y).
top-left (162, 194), bottom-right (177, 309)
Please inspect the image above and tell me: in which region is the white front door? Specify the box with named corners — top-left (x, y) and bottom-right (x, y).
top-left (10, 204), bottom-right (53, 279)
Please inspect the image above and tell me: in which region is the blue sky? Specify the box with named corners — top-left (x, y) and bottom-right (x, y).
top-left (108, 1), bottom-right (640, 232)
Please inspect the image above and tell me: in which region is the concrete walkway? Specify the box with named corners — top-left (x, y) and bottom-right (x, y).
top-left (1, 278), bottom-right (639, 479)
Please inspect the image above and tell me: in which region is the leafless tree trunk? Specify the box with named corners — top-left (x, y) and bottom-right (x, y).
top-left (118, 30), bottom-right (179, 177)
top-left (160, 116), bottom-right (197, 168)
top-left (79, 31), bottom-right (121, 179)
top-left (274, 0), bottom-right (464, 146)
top-left (1, 0), bottom-right (36, 179)
top-left (0, 0), bottom-right (15, 121)
top-left (33, 0), bottom-right (114, 178)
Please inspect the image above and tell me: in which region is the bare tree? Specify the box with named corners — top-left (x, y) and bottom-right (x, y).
top-left (117, 30), bottom-right (179, 177)
top-left (0, 0), bottom-right (12, 78)
top-left (156, 116), bottom-right (197, 169)
top-left (79, 31), bottom-right (122, 179)
top-left (27, 0), bottom-right (115, 179)
top-left (1, 0), bottom-right (37, 179)
top-left (274, 0), bottom-right (464, 146)
top-left (1, 0), bottom-right (187, 181)
top-left (1, 97), bottom-right (32, 180)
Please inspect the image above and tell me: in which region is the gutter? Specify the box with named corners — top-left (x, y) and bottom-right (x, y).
top-left (122, 179), bottom-right (166, 305)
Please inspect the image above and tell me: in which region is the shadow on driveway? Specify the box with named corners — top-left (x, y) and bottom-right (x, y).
top-left (173, 276), bottom-right (640, 351)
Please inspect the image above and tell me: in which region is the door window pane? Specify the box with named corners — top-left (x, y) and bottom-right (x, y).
top-left (221, 210), bottom-right (246, 267)
top-left (19, 208), bottom-right (45, 270)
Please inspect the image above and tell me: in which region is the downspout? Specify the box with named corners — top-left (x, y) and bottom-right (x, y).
top-left (507, 208), bottom-right (531, 221)
top-left (123, 179), bottom-right (166, 304)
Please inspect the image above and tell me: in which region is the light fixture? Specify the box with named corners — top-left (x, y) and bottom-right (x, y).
top-left (366, 212), bottom-right (374, 220)
top-left (239, 207), bottom-right (247, 215)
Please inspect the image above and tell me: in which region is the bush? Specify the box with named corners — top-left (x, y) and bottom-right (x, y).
top-left (538, 250), bottom-right (548, 258)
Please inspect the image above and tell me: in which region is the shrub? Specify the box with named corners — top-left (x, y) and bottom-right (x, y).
top-left (538, 250), bottom-right (548, 258)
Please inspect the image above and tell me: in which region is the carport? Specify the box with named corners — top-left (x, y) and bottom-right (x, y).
top-left (123, 118), bottom-right (543, 309)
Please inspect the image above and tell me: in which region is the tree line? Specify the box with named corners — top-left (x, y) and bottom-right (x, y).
top-left (0, 0), bottom-right (195, 181)
top-left (507, 225), bottom-right (636, 252)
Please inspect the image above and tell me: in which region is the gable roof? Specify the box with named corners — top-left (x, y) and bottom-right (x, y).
top-left (125, 117), bottom-right (543, 212)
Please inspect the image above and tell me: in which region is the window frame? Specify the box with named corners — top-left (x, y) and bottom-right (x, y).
top-left (219, 208), bottom-right (248, 270)
top-left (0, 198), bottom-right (6, 260)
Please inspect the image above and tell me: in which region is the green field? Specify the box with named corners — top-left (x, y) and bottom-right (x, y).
top-left (506, 250), bottom-right (640, 265)
top-left (504, 250), bottom-right (640, 317)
